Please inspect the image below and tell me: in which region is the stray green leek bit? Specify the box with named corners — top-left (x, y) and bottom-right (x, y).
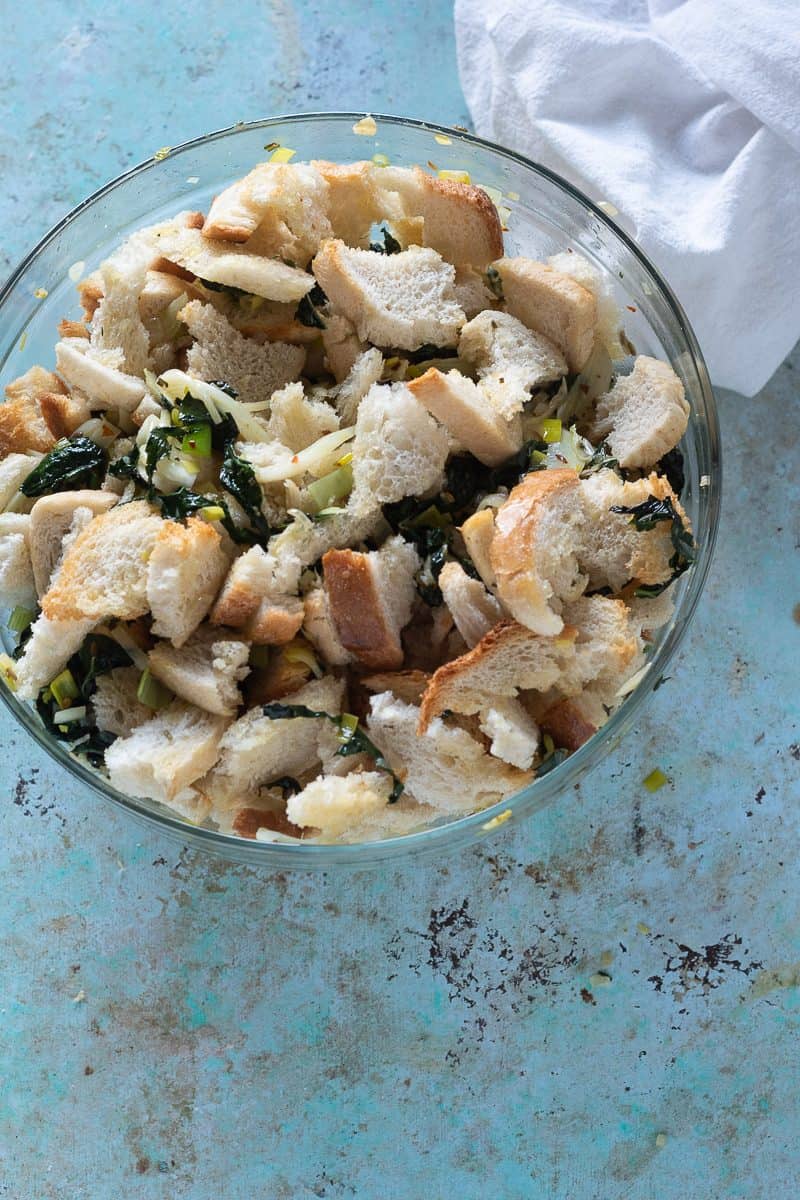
top-left (644, 768), bottom-right (669, 793)
top-left (261, 703), bottom-right (404, 802)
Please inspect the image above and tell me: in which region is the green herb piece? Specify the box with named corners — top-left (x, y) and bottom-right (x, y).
top-left (154, 488), bottom-right (254, 544)
top-left (197, 278), bottom-right (250, 301)
top-left (77, 634), bottom-right (132, 699)
top-left (610, 495), bottom-right (696, 596)
top-left (369, 226), bottom-right (402, 255)
top-left (579, 448), bottom-right (619, 477)
top-left (136, 668), bottom-right (173, 711)
top-left (73, 729), bottom-right (117, 768)
top-left (20, 436), bottom-right (107, 497)
top-left (219, 443), bottom-right (272, 538)
top-left (486, 264), bottom-right (504, 300)
top-left (108, 444), bottom-right (140, 480)
top-left (261, 703), bottom-right (404, 801)
top-left (144, 426), bottom-right (184, 480)
top-left (8, 606), bottom-right (34, 634)
top-left (295, 282), bottom-right (328, 329)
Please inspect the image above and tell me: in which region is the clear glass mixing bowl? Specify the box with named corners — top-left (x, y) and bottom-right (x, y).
top-left (0, 113), bottom-right (720, 866)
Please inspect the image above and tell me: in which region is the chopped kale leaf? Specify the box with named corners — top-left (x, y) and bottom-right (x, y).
top-left (20, 436), bottom-right (107, 497)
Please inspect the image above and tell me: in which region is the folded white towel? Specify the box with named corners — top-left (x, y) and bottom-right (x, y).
top-left (455, 0), bottom-right (800, 394)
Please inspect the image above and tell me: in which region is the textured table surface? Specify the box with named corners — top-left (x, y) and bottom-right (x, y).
top-left (1, 4), bottom-right (798, 1198)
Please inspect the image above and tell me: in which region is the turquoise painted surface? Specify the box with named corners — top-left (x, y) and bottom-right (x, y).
top-left (1, 3), bottom-right (799, 1197)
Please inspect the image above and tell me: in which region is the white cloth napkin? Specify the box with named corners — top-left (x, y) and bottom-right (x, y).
top-left (455, 0), bottom-right (800, 395)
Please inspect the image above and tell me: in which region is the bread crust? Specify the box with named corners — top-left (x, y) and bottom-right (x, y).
top-left (418, 618), bottom-right (574, 733)
top-left (361, 669), bottom-right (431, 705)
top-left (496, 257), bottom-right (596, 371)
top-left (490, 468), bottom-right (579, 630)
top-left (539, 696), bottom-right (597, 752)
top-left (322, 547), bottom-right (403, 670)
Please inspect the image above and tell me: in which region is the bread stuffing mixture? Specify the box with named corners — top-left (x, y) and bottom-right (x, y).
top-left (0, 156), bottom-right (694, 843)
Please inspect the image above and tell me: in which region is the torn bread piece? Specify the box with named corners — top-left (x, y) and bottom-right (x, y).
top-left (13, 613), bottom-right (96, 700)
top-left (148, 627), bottom-right (250, 716)
top-left (479, 697), bottom-right (540, 770)
top-left (210, 544), bottom-right (304, 645)
top-left (377, 165), bottom-right (504, 268)
top-left (321, 313), bottom-right (366, 382)
top-left (494, 256), bottom-right (597, 372)
top-left (368, 692), bottom-right (530, 814)
top-left (360, 669), bottom-right (431, 706)
top-left (199, 675), bottom-right (344, 812)
top-left (547, 251), bottom-right (623, 358)
top-left (265, 381), bottom-right (339, 450)
top-left (408, 368), bottom-right (522, 467)
top-left (0, 453), bottom-right (43, 512)
top-left (39, 390), bottom-right (92, 439)
top-left (538, 693), bottom-right (604, 753)
top-left (0, 513), bottom-right (36, 608)
top-left (417, 618), bottom-right (575, 732)
top-left (322, 534), bottom-right (419, 670)
top-left (349, 381), bottom-right (449, 516)
top-left (287, 770), bottom-right (394, 840)
top-left (55, 339), bottom-right (146, 413)
top-left (558, 595), bottom-right (640, 702)
top-left (312, 240), bottom-right (465, 351)
top-left (311, 159), bottom-right (417, 249)
top-left (202, 162), bottom-right (332, 265)
top-left (438, 561), bottom-right (505, 648)
top-left (302, 584), bottom-right (352, 667)
top-left (453, 266), bottom-right (498, 319)
top-left (459, 508), bottom-right (498, 591)
top-left (578, 468), bottom-right (687, 593)
top-left (105, 701), bottom-right (229, 808)
top-left (0, 367), bottom-right (62, 457)
top-left (156, 225), bottom-right (315, 302)
top-left (588, 356), bottom-right (689, 469)
top-left (330, 347), bottom-right (383, 427)
top-left (91, 666), bottom-right (153, 737)
top-left (490, 468), bottom-right (585, 636)
top-left (41, 500), bottom-right (162, 622)
top-left (29, 489), bottom-right (118, 596)
top-left (146, 517), bottom-right (231, 647)
top-left (458, 310), bottom-right (567, 419)
top-left (180, 300), bottom-right (306, 407)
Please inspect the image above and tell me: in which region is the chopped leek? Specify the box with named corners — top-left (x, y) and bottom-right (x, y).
top-left (283, 639), bottom-right (323, 679)
top-left (438, 169), bottom-right (471, 184)
top-left (539, 418), bottom-right (562, 444)
top-left (337, 712), bottom-right (360, 743)
top-left (0, 654), bottom-right (18, 691)
top-left (155, 371), bottom-right (268, 443)
top-left (306, 462), bottom-right (353, 512)
top-left (643, 767), bottom-right (669, 793)
top-left (372, 152), bottom-right (390, 167)
top-left (253, 426), bottom-right (356, 484)
top-left (50, 669), bottom-right (80, 709)
top-left (52, 705), bottom-right (87, 724)
top-left (181, 424), bottom-right (212, 457)
top-left (269, 146), bottom-right (295, 163)
top-left (199, 504), bottom-right (226, 523)
top-left (136, 669), bottom-right (173, 711)
top-left (8, 606), bottom-right (34, 634)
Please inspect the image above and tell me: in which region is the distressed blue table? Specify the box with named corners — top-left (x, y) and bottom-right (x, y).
top-left (1, 4), bottom-right (798, 1197)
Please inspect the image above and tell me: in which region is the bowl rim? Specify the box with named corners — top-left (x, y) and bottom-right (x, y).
top-left (0, 111), bottom-right (721, 865)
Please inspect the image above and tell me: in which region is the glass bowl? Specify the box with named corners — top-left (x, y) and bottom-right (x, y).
top-left (0, 113), bottom-right (720, 866)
